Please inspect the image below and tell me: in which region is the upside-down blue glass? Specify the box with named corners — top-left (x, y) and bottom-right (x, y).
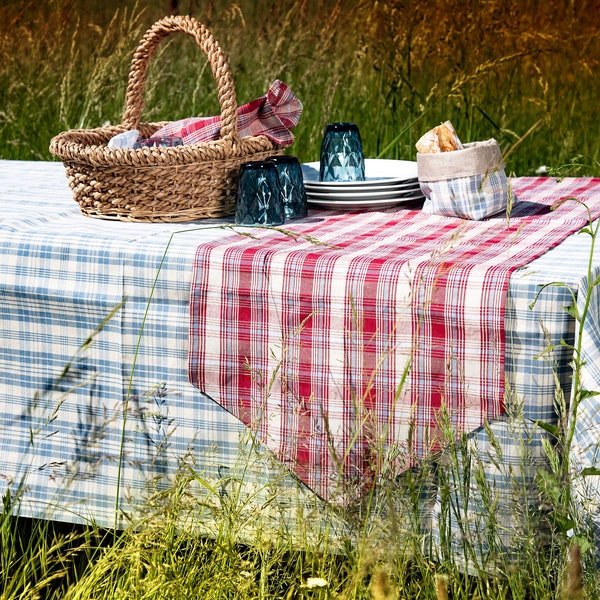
top-left (319, 122), bottom-right (365, 182)
top-left (235, 161), bottom-right (285, 226)
top-left (268, 155), bottom-right (308, 219)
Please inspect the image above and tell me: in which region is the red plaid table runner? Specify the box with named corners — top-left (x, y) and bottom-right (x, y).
top-left (150, 80), bottom-right (301, 146)
top-left (188, 177), bottom-right (600, 500)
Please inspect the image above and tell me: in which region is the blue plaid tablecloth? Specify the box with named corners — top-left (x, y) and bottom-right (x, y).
top-left (0, 160), bottom-right (333, 538)
top-left (428, 220), bottom-right (600, 570)
top-left (1, 160), bottom-right (599, 566)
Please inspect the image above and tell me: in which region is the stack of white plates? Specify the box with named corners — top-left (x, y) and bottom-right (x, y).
top-left (301, 159), bottom-right (424, 210)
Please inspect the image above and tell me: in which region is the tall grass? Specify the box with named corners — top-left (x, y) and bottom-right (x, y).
top-left (1, 0), bottom-right (599, 174)
top-left (3, 397), bottom-right (598, 598)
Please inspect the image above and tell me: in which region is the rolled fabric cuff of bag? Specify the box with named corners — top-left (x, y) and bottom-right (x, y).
top-left (417, 139), bottom-right (504, 182)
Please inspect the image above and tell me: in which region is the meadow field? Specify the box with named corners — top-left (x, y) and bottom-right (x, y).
top-left (1, 0), bottom-right (600, 174)
top-left (1, 0), bottom-right (600, 598)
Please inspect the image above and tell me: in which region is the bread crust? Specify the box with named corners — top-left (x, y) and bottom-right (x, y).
top-left (416, 120), bottom-right (463, 153)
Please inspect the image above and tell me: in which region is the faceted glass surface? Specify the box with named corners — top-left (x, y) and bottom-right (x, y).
top-left (269, 155), bottom-right (307, 219)
top-left (319, 122), bottom-right (365, 182)
top-left (235, 161), bottom-right (285, 226)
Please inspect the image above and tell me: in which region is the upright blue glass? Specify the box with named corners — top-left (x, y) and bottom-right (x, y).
top-left (235, 161), bottom-right (285, 226)
top-left (319, 122), bottom-right (365, 182)
top-left (268, 155), bottom-right (308, 219)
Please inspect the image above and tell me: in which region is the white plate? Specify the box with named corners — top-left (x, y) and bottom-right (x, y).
top-left (302, 159), bottom-right (418, 187)
top-left (307, 193), bottom-right (425, 211)
top-left (304, 179), bottom-right (420, 192)
top-left (307, 186), bottom-right (421, 201)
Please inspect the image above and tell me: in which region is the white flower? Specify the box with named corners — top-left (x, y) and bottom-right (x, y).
top-left (303, 577), bottom-right (328, 588)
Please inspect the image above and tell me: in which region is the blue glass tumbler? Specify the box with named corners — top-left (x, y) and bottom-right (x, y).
top-left (319, 122), bottom-right (365, 182)
top-left (235, 161), bottom-right (285, 226)
top-left (268, 155), bottom-right (308, 220)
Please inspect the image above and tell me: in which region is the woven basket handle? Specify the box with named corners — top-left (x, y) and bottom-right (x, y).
top-left (122, 15), bottom-right (239, 141)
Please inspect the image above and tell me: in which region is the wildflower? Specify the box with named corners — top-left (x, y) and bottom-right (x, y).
top-left (302, 577), bottom-right (328, 589)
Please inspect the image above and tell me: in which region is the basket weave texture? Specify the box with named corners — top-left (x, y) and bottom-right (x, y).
top-left (49, 16), bottom-right (285, 222)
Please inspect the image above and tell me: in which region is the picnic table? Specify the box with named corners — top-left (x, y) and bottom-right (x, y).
top-left (1, 159), bottom-right (599, 569)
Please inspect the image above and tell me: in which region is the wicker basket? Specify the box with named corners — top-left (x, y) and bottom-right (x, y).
top-left (49, 16), bottom-right (285, 222)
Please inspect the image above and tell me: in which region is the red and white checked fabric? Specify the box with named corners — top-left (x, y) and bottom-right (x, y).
top-left (188, 177), bottom-right (600, 500)
top-left (150, 80), bottom-right (302, 146)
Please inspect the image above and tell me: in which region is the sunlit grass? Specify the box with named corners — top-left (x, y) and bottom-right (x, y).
top-left (2, 411), bottom-right (597, 599)
top-left (1, 0), bottom-right (598, 174)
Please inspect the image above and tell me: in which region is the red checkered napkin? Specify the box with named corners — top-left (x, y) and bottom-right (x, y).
top-left (150, 79), bottom-right (302, 146)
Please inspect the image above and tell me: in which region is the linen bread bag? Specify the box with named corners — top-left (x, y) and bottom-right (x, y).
top-left (416, 122), bottom-right (510, 220)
